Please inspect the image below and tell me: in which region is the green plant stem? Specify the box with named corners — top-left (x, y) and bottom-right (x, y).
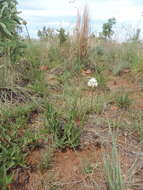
top-left (90, 88), bottom-right (94, 111)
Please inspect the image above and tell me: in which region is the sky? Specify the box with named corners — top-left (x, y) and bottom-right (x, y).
top-left (17, 0), bottom-right (143, 40)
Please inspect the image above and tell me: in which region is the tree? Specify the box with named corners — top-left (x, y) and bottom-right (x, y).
top-left (100, 17), bottom-right (116, 40)
top-left (131, 28), bottom-right (141, 42)
top-left (37, 26), bottom-right (55, 40)
top-left (57, 27), bottom-right (68, 45)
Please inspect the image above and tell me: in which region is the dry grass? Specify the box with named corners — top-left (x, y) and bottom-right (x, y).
top-left (73, 6), bottom-right (90, 59)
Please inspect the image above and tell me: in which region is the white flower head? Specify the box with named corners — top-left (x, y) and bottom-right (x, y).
top-left (88, 78), bottom-right (98, 88)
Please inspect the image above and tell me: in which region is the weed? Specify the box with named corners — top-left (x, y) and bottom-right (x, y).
top-left (95, 46), bottom-right (105, 57)
top-left (112, 61), bottom-right (130, 75)
top-left (0, 166), bottom-right (13, 190)
top-left (39, 147), bottom-right (54, 170)
top-left (103, 131), bottom-right (126, 190)
top-left (0, 103), bottom-right (42, 189)
top-left (58, 70), bottom-right (72, 84)
top-left (55, 121), bottom-right (80, 149)
top-left (68, 95), bottom-right (86, 122)
top-left (130, 111), bottom-right (143, 141)
top-left (85, 94), bottom-right (106, 115)
top-left (84, 164), bottom-right (94, 174)
top-left (62, 85), bottom-right (86, 121)
top-left (116, 93), bottom-right (132, 109)
top-left (44, 103), bottom-right (81, 149)
top-left (95, 64), bottom-right (107, 89)
top-left (28, 77), bottom-right (46, 97)
top-left (94, 96), bottom-right (106, 114)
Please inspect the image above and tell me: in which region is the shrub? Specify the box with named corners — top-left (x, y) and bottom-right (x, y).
top-left (0, 0), bottom-right (25, 64)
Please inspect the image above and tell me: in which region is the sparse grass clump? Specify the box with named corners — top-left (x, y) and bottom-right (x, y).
top-left (94, 95), bottom-right (106, 114)
top-left (44, 103), bottom-right (81, 149)
top-left (39, 147), bottom-right (54, 170)
top-left (130, 111), bottom-right (143, 141)
top-left (103, 132), bottom-right (126, 190)
top-left (116, 93), bottom-right (132, 109)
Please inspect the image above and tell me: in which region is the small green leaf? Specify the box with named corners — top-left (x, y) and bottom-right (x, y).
top-left (0, 22), bottom-right (12, 37)
top-left (0, 2), bottom-right (8, 18)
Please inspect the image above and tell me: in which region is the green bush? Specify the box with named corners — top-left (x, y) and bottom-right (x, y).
top-left (0, 0), bottom-right (26, 64)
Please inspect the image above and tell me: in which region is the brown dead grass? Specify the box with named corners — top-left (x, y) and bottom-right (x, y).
top-left (73, 6), bottom-right (90, 58)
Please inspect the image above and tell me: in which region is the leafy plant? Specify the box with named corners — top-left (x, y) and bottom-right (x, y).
top-left (44, 103), bottom-right (80, 149)
top-left (0, 103), bottom-right (41, 189)
top-left (56, 121), bottom-right (80, 149)
top-left (0, 166), bottom-right (13, 190)
top-left (0, 0), bottom-right (25, 64)
top-left (84, 164), bottom-right (93, 174)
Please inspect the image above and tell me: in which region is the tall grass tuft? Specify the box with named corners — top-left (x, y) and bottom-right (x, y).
top-left (74, 6), bottom-right (90, 59)
top-left (103, 127), bottom-right (126, 190)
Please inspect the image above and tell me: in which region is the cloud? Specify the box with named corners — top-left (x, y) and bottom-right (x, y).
top-left (20, 9), bottom-right (76, 18)
top-left (88, 0), bottom-right (142, 22)
top-left (18, 0), bottom-right (143, 22)
top-left (17, 0), bottom-right (143, 39)
top-left (18, 0), bottom-right (76, 13)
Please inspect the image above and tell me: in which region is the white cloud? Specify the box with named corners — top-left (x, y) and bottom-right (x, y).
top-left (20, 9), bottom-right (76, 18)
top-left (88, 0), bottom-right (142, 21)
top-left (19, 0), bottom-right (143, 22)
top-left (18, 0), bottom-right (143, 39)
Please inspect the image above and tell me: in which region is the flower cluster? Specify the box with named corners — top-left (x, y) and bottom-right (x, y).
top-left (87, 78), bottom-right (98, 88)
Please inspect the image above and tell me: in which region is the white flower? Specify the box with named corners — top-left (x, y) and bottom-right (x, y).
top-left (88, 78), bottom-right (98, 88)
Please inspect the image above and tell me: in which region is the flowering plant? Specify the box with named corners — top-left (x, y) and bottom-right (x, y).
top-left (88, 78), bottom-right (98, 88)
